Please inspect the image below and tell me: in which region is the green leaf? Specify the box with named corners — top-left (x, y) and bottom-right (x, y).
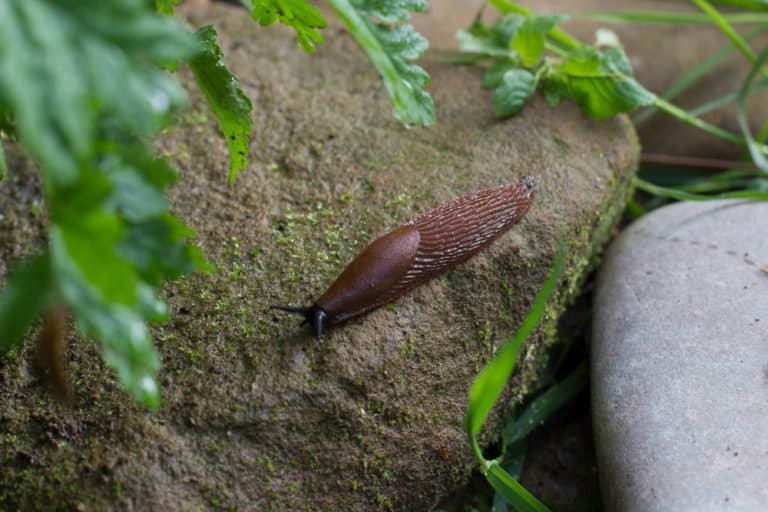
top-left (328, 0), bottom-right (434, 126)
top-left (486, 461), bottom-right (551, 512)
top-left (464, 242), bottom-right (566, 436)
top-left (0, 254), bottom-right (53, 352)
top-left (493, 14), bottom-right (526, 44)
top-left (252, 0), bottom-right (327, 53)
top-left (457, 12), bottom-right (522, 58)
top-left (493, 69), bottom-right (537, 118)
top-left (483, 59), bottom-right (516, 88)
top-left (155, 0), bottom-right (182, 16)
top-left (106, 169), bottom-right (170, 223)
top-left (512, 15), bottom-right (567, 67)
top-left (50, 229), bottom-right (160, 408)
top-left (352, 0), bottom-right (428, 22)
top-left (54, 214), bottom-right (137, 307)
top-left (120, 215), bottom-right (206, 287)
top-left (189, 26), bottom-right (254, 184)
top-left (546, 46), bottom-right (654, 119)
top-left (0, 0), bottom-right (196, 185)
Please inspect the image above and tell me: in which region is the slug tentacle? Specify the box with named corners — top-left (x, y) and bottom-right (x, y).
top-left (272, 177), bottom-right (536, 339)
top-left (270, 305), bottom-right (310, 316)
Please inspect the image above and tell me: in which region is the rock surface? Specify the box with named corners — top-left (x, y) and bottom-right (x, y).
top-left (0, 3), bottom-right (638, 510)
top-left (592, 200), bottom-right (768, 511)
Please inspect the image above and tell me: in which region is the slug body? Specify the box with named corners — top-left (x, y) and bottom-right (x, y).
top-left (272, 176), bottom-right (536, 338)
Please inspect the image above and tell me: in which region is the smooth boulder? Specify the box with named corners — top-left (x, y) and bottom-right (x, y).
top-left (593, 199), bottom-right (768, 510)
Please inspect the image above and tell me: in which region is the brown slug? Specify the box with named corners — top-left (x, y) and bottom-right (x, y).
top-left (272, 176), bottom-right (536, 338)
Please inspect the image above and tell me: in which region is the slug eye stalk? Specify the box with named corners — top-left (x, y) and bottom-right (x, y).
top-left (270, 305), bottom-right (326, 339)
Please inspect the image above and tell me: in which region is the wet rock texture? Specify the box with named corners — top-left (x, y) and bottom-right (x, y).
top-left (0, 4), bottom-right (638, 510)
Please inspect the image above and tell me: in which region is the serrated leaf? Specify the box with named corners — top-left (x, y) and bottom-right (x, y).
top-left (252, 0), bottom-right (327, 53)
top-left (512, 15), bottom-right (567, 67)
top-left (492, 13), bottom-right (525, 44)
top-left (351, 0), bottom-right (427, 22)
top-left (483, 59), bottom-right (516, 88)
top-left (328, 0), bottom-right (434, 126)
top-left (106, 169), bottom-right (169, 223)
top-left (120, 215), bottom-right (204, 287)
top-left (190, 26), bottom-right (253, 184)
top-left (0, 0), bottom-right (210, 408)
top-left (0, 254), bottom-right (53, 352)
top-left (493, 69), bottom-right (537, 118)
top-left (457, 12), bottom-right (522, 58)
top-left (0, 1), bottom-right (195, 185)
top-left (50, 229), bottom-right (161, 408)
top-left (547, 46), bottom-right (654, 119)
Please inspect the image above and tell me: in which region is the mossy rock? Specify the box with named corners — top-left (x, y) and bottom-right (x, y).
top-left (0, 4), bottom-right (638, 510)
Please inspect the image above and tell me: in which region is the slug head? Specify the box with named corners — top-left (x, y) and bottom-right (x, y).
top-left (270, 305), bottom-right (327, 340)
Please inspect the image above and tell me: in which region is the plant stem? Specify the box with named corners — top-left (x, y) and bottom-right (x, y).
top-left (579, 11), bottom-right (768, 24)
top-left (652, 96), bottom-right (744, 145)
top-left (634, 177), bottom-right (768, 200)
top-left (469, 433), bottom-right (489, 469)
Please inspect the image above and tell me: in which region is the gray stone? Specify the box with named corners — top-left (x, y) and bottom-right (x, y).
top-left (593, 200), bottom-right (768, 511)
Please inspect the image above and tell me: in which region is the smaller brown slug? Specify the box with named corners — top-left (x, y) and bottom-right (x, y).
top-left (272, 176), bottom-right (536, 338)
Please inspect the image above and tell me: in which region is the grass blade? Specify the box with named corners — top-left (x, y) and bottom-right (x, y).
top-left (634, 177), bottom-right (768, 200)
top-left (652, 96), bottom-right (745, 145)
top-left (633, 25), bottom-right (768, 124)
top-left (464, 242), bottom-right (566, 435)
top-left (736, 44), bottom-right (768, 172)
top-left (692, 0), bottom-right (760, 64)
top-left (486, 460), bottom-right (551, 512)
top-left (579, 11), bottom-right (768, 24)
